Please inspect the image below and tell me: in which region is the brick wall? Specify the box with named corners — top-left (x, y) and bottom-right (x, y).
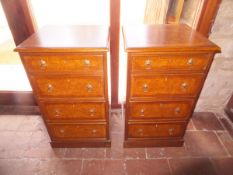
top-left (195, 0), bottom-right (233, 112)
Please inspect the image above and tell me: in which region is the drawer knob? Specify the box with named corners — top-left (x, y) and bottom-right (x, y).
top-left (40, 59), bottom-right (47, 68)
top-left (181, 82), bottom-right (188, 89)
top-left (174, 107), bottom-right (181, 114)
top-left (47, 84), bottom-right (53, 92)
top-left (84, 59), bottom-right (91, 66)
top-left (86, 84), bottom-right (93, 92)
top-left (89, 108), bottom-right (96, 116)
top-left (143, 84), bottom-right (149, 92)
top-left (140, 108), bottom-right (145, 116)
top-left (168, 128), bottom-right (175, 136)
top-left (187, 58), bottom-right (193, 65)
top-left (92, 129), bottom-right (97, 135)
top-left (138, 128), bottom-right (143, 136)
top-left (60, 129), bottom-right (65, 134)
top-left (145, 59), bottom-right (152, 68)
top-left (54, 109), bottom-right (60, 116)
top-left (154, 124), bottom-right (158, 128)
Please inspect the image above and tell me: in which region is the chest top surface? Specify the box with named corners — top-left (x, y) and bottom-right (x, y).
top-left (15, 25), bottom-right (109, 53)
top-left (123, 24), bottom-right (220, 53)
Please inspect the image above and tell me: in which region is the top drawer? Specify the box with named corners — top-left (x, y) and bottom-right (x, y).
top-left (131, 54), bottom-right (212, 72)
top-left (21, 54), bottom-right (104, 73)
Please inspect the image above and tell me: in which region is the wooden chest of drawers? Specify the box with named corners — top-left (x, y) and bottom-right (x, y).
top-left (15, 26), bottom-right (111, 147)
top-left (123, 24), bottom-right (220, 147)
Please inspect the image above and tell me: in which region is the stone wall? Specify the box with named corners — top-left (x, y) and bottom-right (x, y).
top-left (195, 0), bottom-right (233, 113)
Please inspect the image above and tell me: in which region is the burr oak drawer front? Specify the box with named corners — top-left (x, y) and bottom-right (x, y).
top-left (21, 54), bottom-right (104, 73)
top-left (131, 54), bottom-right (211, 72)
top-left (130, 74), bottom-right (203, 97)
top-left (30, 75), bottom-right (105, 98)
top-left (127, 122), bottom-right (186, 138)
top-left (40, 102), bottom-right (106, 121)
top-left (49, 123), bottom-right (107, 139)
top-left (129, 100), bottom-right (194, 120)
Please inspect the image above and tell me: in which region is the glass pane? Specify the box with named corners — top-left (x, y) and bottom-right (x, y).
top-left (119, 0), bottom-right (147, 103)
top-left (31, 0), bottom-right (110, 28)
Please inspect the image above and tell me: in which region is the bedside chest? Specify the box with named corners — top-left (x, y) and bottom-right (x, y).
top-left (123, 24), bottom-right (220, 147)
top-left (15, 26), bottom-right (111, 147)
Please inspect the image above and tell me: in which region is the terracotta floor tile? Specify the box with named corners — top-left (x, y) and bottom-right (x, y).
top-left (17, 115), bottom-right (44, 132)
top-left (0, 131), bottom-right (32, 158)
top-left (106, 147), bottom-right (124, 159)
top-left (81, 160), bottom-right (104, 175)
top-left (37, 159), bottom-right (82, 175)
top-left (110, 133), bottom-right (124, 148)
top-left (146, 148), bottom-right (166, 158)
top-left (64, 148), bottom-right (106, 159)
top-left (169, 158), bottom-right (218, 175)
top-left (0, 115), bottom-right (25, 131)
top-left (24, 147), bottom-right (67, 159)
top-left (216, 131), bottom-right (233, 156)
top-left (81, 148), bottom-right (106, 159)
top-left (1, 111), bottom-right (233, 174)
top-left (186, 119), bottom-right (196, 130)
top-left (24, 130), bottom-right (66, 158)
top-left (103, 160), bottom-right (126, 175)
top-left (65, 148), bottom-right (83, 158)
top-left (184, 131), bottom-right (228, 157)
top-left (109, 112), bottom-right (124, 134)
top-left (164, 146), bottom-right (190, 158)
top-left (146, 146), bottom-right (190, 159)
top-left (81, 159), bottom-right (126, 175)
top-left (211, 158), bottom-right (233, 175)
top-left (126, 159), bottom-right (171, 175)
top-left (0, 159), bottom-right (40, 175)
top-left (123, 148), bottom-right (146, 159)
top-left (192, 112), bottom-right (224, 131)
top-left (106, 133), bottom-right (124, 159)
top-left (219, 117), bottom-right (233, 138)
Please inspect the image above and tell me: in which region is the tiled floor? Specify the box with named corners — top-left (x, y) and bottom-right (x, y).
top-left (0, 108), bottom-right (233, 175)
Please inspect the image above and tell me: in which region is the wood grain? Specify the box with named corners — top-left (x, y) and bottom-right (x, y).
top-left (21, 54), bottom-right (104, 73)
top-left (15, 26), bottom-right (109, 52)
top-left (131, 53), bottom-right (211, 72)
top-left (129, 100), bottom-right (194, 120)
top-left (41, 102), bottom-right (106, 121)
top-left (123, 24), bottom-right (220, 52)
top-left (15, 26), bottom-right (110, 147)
top-left (1, 0), bottom-right (36, 45)
top-left (110, 0), bottom-right (120, 108)
top-left (196, 0), bottom-right (222, 37)
top-left (123, 24), bottom-right (220, 147)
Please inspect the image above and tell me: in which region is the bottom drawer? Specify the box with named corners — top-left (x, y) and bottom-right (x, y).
top-left (127, 122), bottom-right (186, 138)
top-left (49, 123), bottom-right (107, 140)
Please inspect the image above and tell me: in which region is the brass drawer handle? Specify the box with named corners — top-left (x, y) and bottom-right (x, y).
top-left (168, 128), bottom-right (175, 136)
top-left (84, 59), bottom-right (91, 66)
top-left (92, 129), bottom-right (97, 135)
top-left (140, 108), bottom-right (145, 116)
top-left (47, 84), bottom-right (53, 92)
top-left (143, 84), bottom-right (149, 92)
top-left (89, 108), bottom-right (96, 116)
top-left (138, 128), bottom-right (144, 136)
top-left (86, 84), bottom-right (93, 92)
top-left (187, 58), bottom-right (193, 65)
top-left (145, 59), bottom-right (152, 68)
top-left (39, 59), bottom-right (47, 68)
top-left (54, 109), bottom-right (60, 117)
top-left (181, 82), bottom-right (188, 89)
top-left (59, 129), bottom-right (65, 134)
top-left (174, 107), bottom-right (181, 114)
